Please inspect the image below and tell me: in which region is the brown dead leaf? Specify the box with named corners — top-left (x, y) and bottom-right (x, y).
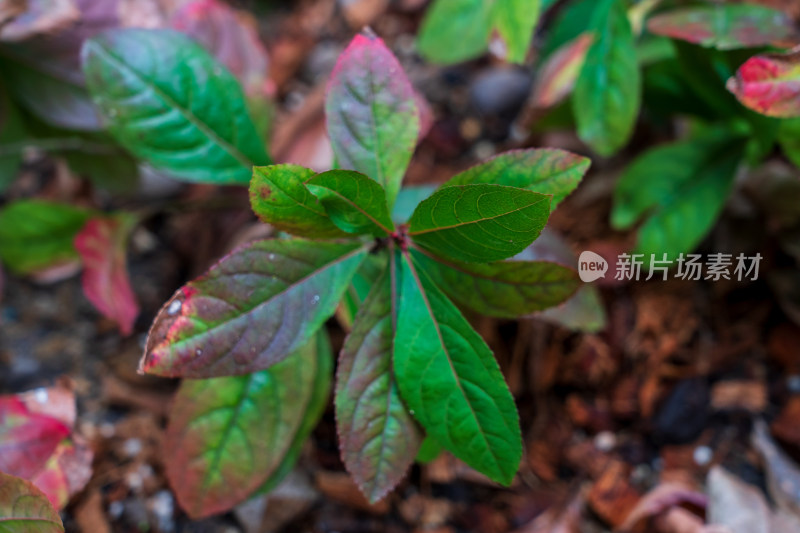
top-left (513, 489), bottom-right (585, 533)
top-left (752, 420), bottom-right (800, 518)
top-left (0, 0), bottom-right (78, 41)
top-left (340, 0), bottom-right (389, 28)
top-left (711, 380), bottom-right (767, 413)
top-left (588, 460), bottom-right (642, 528)
top-left (73, 489), bottom-right (111, 533)
top-left (771, 397), bottom-right (800, 451)
top-left (399, 493), bottom-right (453, 529)
top-left (0, 0), bottom-right (26, 27)
top-left (705, 466), bottom-right (799, 533)
top-left (315, 471), bottom-right (390, 514)
top-left (618, 482), bottom-right (706, 532)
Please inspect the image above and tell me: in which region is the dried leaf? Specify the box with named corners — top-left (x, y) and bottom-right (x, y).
top-left (0, 0), bottom-right (79, 42)
top-left (707, 467), bottom-right (770, 533)
top-left (752, 420), bottom-right (800, 518)
top-left (619, 482), bottom-right (707, 532)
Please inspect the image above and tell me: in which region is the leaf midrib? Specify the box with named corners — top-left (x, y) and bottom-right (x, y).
top-left (154, 243), bottom-right (367, 359)
top-left (401, 251), bottom-right (504, 475)
top-left (412, 245), bottom-right (576, 288)
top-left (310, 182), bottom-right (393, 235)
top-left (86, 40), bottom-right (255, 170)
top-left (409, 194), bottom-right (548, 236)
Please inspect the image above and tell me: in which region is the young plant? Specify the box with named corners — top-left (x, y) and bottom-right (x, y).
top-left (130, 31), bottom-right (589, 515)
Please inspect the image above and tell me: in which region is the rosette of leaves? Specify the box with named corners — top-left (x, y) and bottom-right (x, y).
top-left (136, 32), bottom-right (590, 515)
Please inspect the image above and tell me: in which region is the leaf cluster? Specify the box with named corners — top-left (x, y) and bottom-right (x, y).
top-left (131, 32), bottom-right (589, 513)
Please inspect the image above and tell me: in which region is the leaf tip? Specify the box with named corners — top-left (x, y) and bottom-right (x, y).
top-left (360, 26), bottom-right (378, 41)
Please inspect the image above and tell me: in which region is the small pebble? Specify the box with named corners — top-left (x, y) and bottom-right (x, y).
top-left (108, 501), bottom-right (125, 520)
top-left (693, 445), bottom-right (713, 466)
top-left (123, 438), bottom-right (143, 458)
top-left (594, 431), bottom-right (616, 452)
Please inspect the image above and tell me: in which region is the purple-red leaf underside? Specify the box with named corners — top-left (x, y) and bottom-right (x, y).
top-left (336, 263), bottom-right (422, 503)
top-left (74, 215), bottom-right (139, 335)
top-left (140, 239), bottom-right (367, 378)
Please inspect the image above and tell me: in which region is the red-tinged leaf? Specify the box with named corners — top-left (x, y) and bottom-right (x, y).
top-left (326, 32), bottom-right (419, 207)
top-left (0, 471), bottom-right (64, 533)
top-left (530, 33), bottom-right (594, 109)
top-left (441, 148), bottom-right (591, 211)
top-left (31, 437), bottom-right (93, 510)
top-left (336, 264), bottom-right (422, 503)
top-left (0, 1), bottom-right (26, 28)
top-left (727, 50), bottom-right (800, 118)
top-left (0, 397), bottom-right (71, 479)
top-left (74, 216), bottom-right (139, 336)
top-left (17, 382), bottom-right (76, 430)
top-left (165, 335), bottom-right (328, 518)
top-left (0, 0), bottom-right (119, 131)
top-left (0, 0), bottom-right (79, 42)
top-left (647, 4), bottom-right (798, 50)
top-left (169, 0), bottom-right (270, 97)
top-left (141, 239), bottom-right (367, 378)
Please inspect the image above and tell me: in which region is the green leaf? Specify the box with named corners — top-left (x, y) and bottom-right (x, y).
top-left (573, 0), bottom-right (640, 156)
top-left (140, 239), bottom-right (367, 378)
top-left (0, 52), bottom-right (102, 132)
top-left (255, 331), bottom-right (333, 496)
top-left (336, 264), bottom-right (422, 503)
top-left (417, 0), bottom-right (493, 64)
top-left (517, 230), bottom-right (607, 332)
top-left (394, 250), bottom-right (522, 485)
top-left (412, 249), bottom-right (579, 318)
top-left (307, 170), bottom-right (395, 237)
top-left (0, 472), bottom-right (64, 533)
top-left (0, 200), bottom-right (93, 275)
top-left (779, 118), bottom-right (800, 169)
top-left (81, 28), bottom-right (270, 185)
top-left (408, 184), bottom-right (551, 263)
top-left (326, 33), bottom-right (419, 207)
top-left (647, 4), bottom-right (796, 50)
top-left (249, 165), bottom-right (348, 239)
top-left (441, 149), bottom-right (591, 210)
top-left (492, 0), bottom-right (541, 64)
top-left (165, 335), bottom-right (327, 518)
top-left (611, 129), bottom-right (746, 259)
top-left (415, 437), bottom-right (443, 463)
top-left (539, 0), bottom-right (596, 58)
